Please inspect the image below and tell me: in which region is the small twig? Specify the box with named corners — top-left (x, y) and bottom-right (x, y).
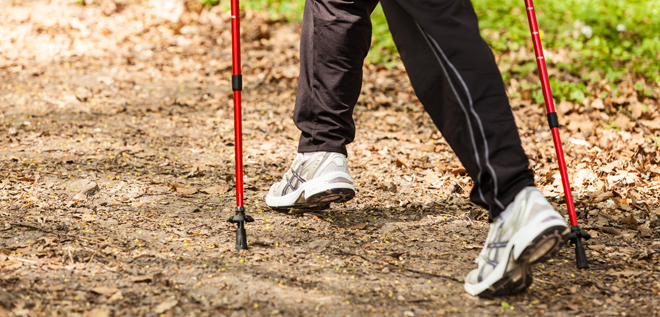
top-left (10, 222), bottom-right (57, 234)
top-left (0, 245), bottom-right (28, 252)
top-left (122, 158), bottom-right (143, 168)
top-left (461, 212), bottom-right (475, 226)
top-left (8, 222), bottom-right (94, 244)
top-left (86, 251), bottom-right (97, 266)
top-left (396, 265), bottom-right (461, 282)
top-left (178, 194), bottom-right (199, 198)
top-left (618, 106), bottom-right (653, 136)
top-left (583, 284), bottom-right (614, 295)
top-left (337, 249), bottom-right (461, 282)
top-left (589, 263), bottom-right (624, 270)
top-left (112, 149), bottom-right (143, 168)
top-left (632, 250), bottom-right (659, 259)
top-left (133, 191), bottom-right (171, 199)
top-left (8, 257), bottom-right (38, 264)
top-left (113, 150), bottom-right (131, 163)
top-left (68, 248), bottom-right (74, 265)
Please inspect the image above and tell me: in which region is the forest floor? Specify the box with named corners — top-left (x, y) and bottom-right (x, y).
top-left (1, 1), bottom-right (660, 316)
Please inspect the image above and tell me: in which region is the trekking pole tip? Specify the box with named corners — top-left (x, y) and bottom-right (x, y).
top-left (235, 225), bottom-right (248, 250)
top-left (569, 225), bottom-right (591, 269)
top-left (575, 242), bottom-right (588, 269)
top-left (228, 206), bottom-right (254, 250)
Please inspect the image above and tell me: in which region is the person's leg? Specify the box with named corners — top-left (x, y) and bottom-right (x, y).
top-left (379, 0), bottom-right (534, 220)
top-left (379, 0), bottom-right (568, 297)
top-left (267, 0), bottom-right (379, 210)
top-left (294, 0), bottom-right (380, 156)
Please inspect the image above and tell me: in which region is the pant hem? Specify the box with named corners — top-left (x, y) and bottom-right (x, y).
top-left (487, 179), bottom-right (536, 221)
top-left (297, 145), bottom-right (347, 156)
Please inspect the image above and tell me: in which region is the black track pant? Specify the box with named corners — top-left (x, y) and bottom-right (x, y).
top-left (293, 0), bottom-right (535, 218)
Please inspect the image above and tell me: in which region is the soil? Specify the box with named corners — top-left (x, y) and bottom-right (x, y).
top-left (1, 1), bottom-right (659, 316)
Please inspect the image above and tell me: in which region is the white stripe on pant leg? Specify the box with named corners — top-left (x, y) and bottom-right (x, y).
top-left (425, 35), bottom-right (506, 210)
top-left (415, 23), bottom-right (490, 210)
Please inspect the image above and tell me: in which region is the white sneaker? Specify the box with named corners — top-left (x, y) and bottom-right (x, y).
top-left (266, 152), bottom-right (355, 210)
top-left (464, 187), bottom-right (569, 297)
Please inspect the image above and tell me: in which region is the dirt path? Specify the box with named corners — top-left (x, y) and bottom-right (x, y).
top-left (1, 1), bottom-right (659, 316)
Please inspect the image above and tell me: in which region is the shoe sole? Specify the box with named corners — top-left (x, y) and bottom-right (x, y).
top-left (268, 188), bottom-right (355, 212)
top-left (306, 187), bottom-right (355, 205)
top-left (478, 225), bottom-right (568, 298)
top-left (269, 203), bottom-right (332, 213)
top-left (478, 265), bottom-right (533, 297)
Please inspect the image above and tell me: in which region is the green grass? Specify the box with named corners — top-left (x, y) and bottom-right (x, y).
top-left (208, 0), bottom-right (659, 101)
top-left (473, 0), bottom-right (660, 102)
top-left (218, 0), bottom-right (304, 21)
top-left (368, 4), bottom-right (397, 68)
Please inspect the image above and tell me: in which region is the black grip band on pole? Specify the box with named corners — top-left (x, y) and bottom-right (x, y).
top-left (547, 112), bottom-right (559, 129)
top-left (232, 75), bottom-right (242, 91)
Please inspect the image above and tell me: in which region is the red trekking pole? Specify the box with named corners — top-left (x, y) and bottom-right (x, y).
top-left (227, 0), bottom-right (253, 250)
top-left (524, 0), bottom-right (590, 268)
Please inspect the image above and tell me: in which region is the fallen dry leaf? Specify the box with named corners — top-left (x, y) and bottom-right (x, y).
top-left (130, 275), bottom-right (153, 283)
top-left (600, 227), bottom-right (621, 235)
top-left (592, 192), bottom-right (614, 203)
top-left (83, 308), bottom-right (110, 317)
top-left (608, 270), bottom-right (644, 278)
top-left (176, 186), bottom-right (198, 195)
top-left (423, 173), bottom-right (440, 184)
top-left (0, 260), bottom-right (22, 271)
top-left (201, 185), bottom-right (228, 195)
top-left (154, 299), bottom-right (178, 313)
top-left (91, 287), bottom-right (120, 297)
top-left (348, 223), bottom-right (366, 230)
top-left (624, 214), bottom-right (638, 230)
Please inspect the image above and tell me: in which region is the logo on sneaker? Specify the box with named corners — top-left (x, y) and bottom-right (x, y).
top-left (282, 164), bottom-right (306, 196)
top-left (477, 226), bottom-right (509, 283)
